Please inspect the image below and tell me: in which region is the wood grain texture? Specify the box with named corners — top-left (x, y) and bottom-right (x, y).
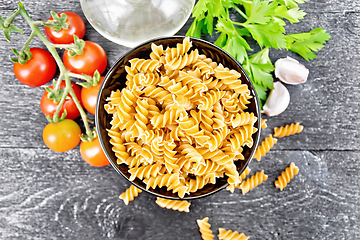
top-left (0, 148), bottom-right (359, 239)
top-left (0, 0), bottom-right (359, 239)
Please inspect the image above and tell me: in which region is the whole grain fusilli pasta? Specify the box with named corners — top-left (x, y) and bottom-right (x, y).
top-left (119, 185), bottom-right (142, 205)
top-left (274, 162), bottom-right (299, 191)
top-left (105, 37), bottom-right (258, 198)
top-left (273, 122), bottom-right (303, 138)
top-left (218, 228), bottom-right (250, 240)
top-left (197, 217), bottom-right (215, 240)
top-left (239, 170), bottom-right (268, 194)
top-left (155, 197), bottom-right (191, 212)
top-left (253, 134), bottom-right (277, 161)
top-left (260, 118), bottom-right (268, 129)
top-left (226, 166), bottom-right (251, 193)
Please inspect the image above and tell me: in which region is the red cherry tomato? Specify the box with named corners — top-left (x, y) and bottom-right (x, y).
top-left (13, 48), bottom-right (56, 87)
top-left (81, 76), bottom-right (104, 115)
top-left (45, 11), bottom-right (86, 44)
top-left (43, 119), bottom-right (81, 152)
top-left (63, 41), bottom-right (107, 76)
top-left (40, 81), bottom-right (82, 120)
top-left (80, 137), bottom-right (110, 167)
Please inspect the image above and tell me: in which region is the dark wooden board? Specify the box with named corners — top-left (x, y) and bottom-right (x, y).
top-left (0, 148), bottom-right (359, 239)
top-left (0, 0), bottom-right (359, 239)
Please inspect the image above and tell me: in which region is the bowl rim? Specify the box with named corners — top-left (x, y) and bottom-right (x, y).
top-left (95, 35), bottom-right (261, 200)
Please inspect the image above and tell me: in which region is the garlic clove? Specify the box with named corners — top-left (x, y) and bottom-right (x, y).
top-left (261, 81), bottom-right (290, 117)
top-left (274, 56), bottom-right (309, 85)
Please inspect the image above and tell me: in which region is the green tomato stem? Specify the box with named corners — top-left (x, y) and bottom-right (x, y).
top-left (66, 74), bottom-right (96, 141)
top-left (4, 8), bottom-right (21, 27)
top-left (21, 30), bottom-right (35, 50)
top-left (68, 72), bottom-right (88, 81)
top-left (31, 20), bottom-right (43, 25)
top-left (17, 2), bottom-right (94, 141)
top-left (54, 72), bottom-right (64, 92)
top-left (52, 43), bottom-right (75, 49)
top-left (52, 86), bottom-right (69, 123)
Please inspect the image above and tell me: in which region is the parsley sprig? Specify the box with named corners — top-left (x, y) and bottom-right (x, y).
top-left (186, 0), bottom-right (331, 107)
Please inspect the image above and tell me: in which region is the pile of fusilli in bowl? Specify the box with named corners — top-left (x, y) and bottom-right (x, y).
top-left (103, 37), bottom-right (259, 199)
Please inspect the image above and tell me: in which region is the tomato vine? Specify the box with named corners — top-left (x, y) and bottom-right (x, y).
top-left (1, 2), bottom-right (102, 142)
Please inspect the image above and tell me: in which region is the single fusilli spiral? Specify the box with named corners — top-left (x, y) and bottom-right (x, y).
top-left (197, 217), bottom-right (215, 240)
top-left (155, 197), bottom-right (191, 212)
top-left (273, 122), bottom-right (304, 138)
top-left (129, 58), bottom-right (161, 73)
top-left (176, 71), bottom-right (208, 94)
top-left (143, 85), bottom-right (172, 104)
top-left (128, 163), bottom-right (162, 181)
top-left (227, 125), bottom-right (255, 152)
top-left (253, 134), bottom-right (277, 161)
top-left (274, 162), bottom-right (299, 191)
top-left (163, 141), bottom-right (179, 173)
top-left (218, 228), bottom-right (250, 240)
top-left (144, 173), bottom-right (189, 198)
top-left (239, 170), bottom-right (268, 194)
top-left (198, 90), bottom-right (226, 111)
top-left (260, 118), bottom-right (268, 129)
top-left (187, 174), bottom-right (215, 193)
top-left (229, 112), bottom-right (257, 128)
top-left (164, 49), bottom-right (199, 70)
top-left (119, 185), bottom-right (142, 205)
top-left (199, 148), bottom-right (233, 166)
top-left (150, 43), bottom-right (164, 61)
top-left (226, 167), bottom-right (251, 193)
top-left (224, 162), bottom-right (241, 185)
top-left (192, 59), bottom-right (215, 79)
top-left (238, 91), bottom-right (252, 110)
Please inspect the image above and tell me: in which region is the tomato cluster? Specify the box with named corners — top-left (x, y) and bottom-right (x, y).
top-left (14, 11), bottom-right (109, 167)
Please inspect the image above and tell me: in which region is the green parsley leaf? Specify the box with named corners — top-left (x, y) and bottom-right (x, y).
top-left (275, 0), bottom-right (309, 9)
top-left (274, 6), bottom-right (306, 24)
top-left (192, 0), bottom-right (209, 19)
top-left (242, 48), bottom-right (275, 106)
top-left (247, 48), bottom-right (274, 90)
top-left (243, 21), bottom-right (287, 49)
top-left (242, 0), bottom-right (277, 25)
top-left (286, 27), bottom-right (331, 60)
top-left (186, 0), bottom-right (330, 109)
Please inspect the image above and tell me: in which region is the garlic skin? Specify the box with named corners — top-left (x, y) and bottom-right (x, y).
top-left (262, 81), bottom-right (290, 117)
top-left (274, 56), bottom-right (309, 85)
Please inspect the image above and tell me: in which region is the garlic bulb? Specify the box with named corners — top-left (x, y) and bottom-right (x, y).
top-left (274, 56), bottom-right (309, 85)
top-left (262, 82), bottom-right (290, 117)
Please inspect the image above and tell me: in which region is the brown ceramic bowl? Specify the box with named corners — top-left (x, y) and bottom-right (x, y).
top-left (96, 36), bottom-right (261, 200)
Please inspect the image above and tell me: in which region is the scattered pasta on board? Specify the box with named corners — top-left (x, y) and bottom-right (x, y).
top-left (274, 162), bottom-right (299, 191)
top-left (218, 228), bottom-right (250, 240)
top-left (155, 197), bottom-right (191, 212)
top-left (253, 134), bottom-right (277, 161)
top-left (197, 217), bottom-right (215, 240)
top-left (105, 37), bottom-right (258, 198)
top-left (260, 118), bottom-right (268, 129)
top-left (239, 170), bottom-right (268, 194)
top-left (273, 122), bottom-right (303, 138)
top-left (119, 185), bottom-right (142, 205)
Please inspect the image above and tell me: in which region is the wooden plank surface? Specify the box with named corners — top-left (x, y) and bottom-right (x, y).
top-left (0, 0), bottom-right (359, 239)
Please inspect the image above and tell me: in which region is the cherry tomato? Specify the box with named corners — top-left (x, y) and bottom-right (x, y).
top-left (45, 11), bottom-right (86, 44)
top-left (13, 48), bottom-right (56, 87)
top-left (40, 81), bottom-right (82, 120)
top-left (81, 76), bottom-right (104, 115)
top-left (43, 119), bottom-right (81, 152)
top-left (80, 137), bottom-right (110, 167)
top-left (63, 41), bottom-right (107, 76)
